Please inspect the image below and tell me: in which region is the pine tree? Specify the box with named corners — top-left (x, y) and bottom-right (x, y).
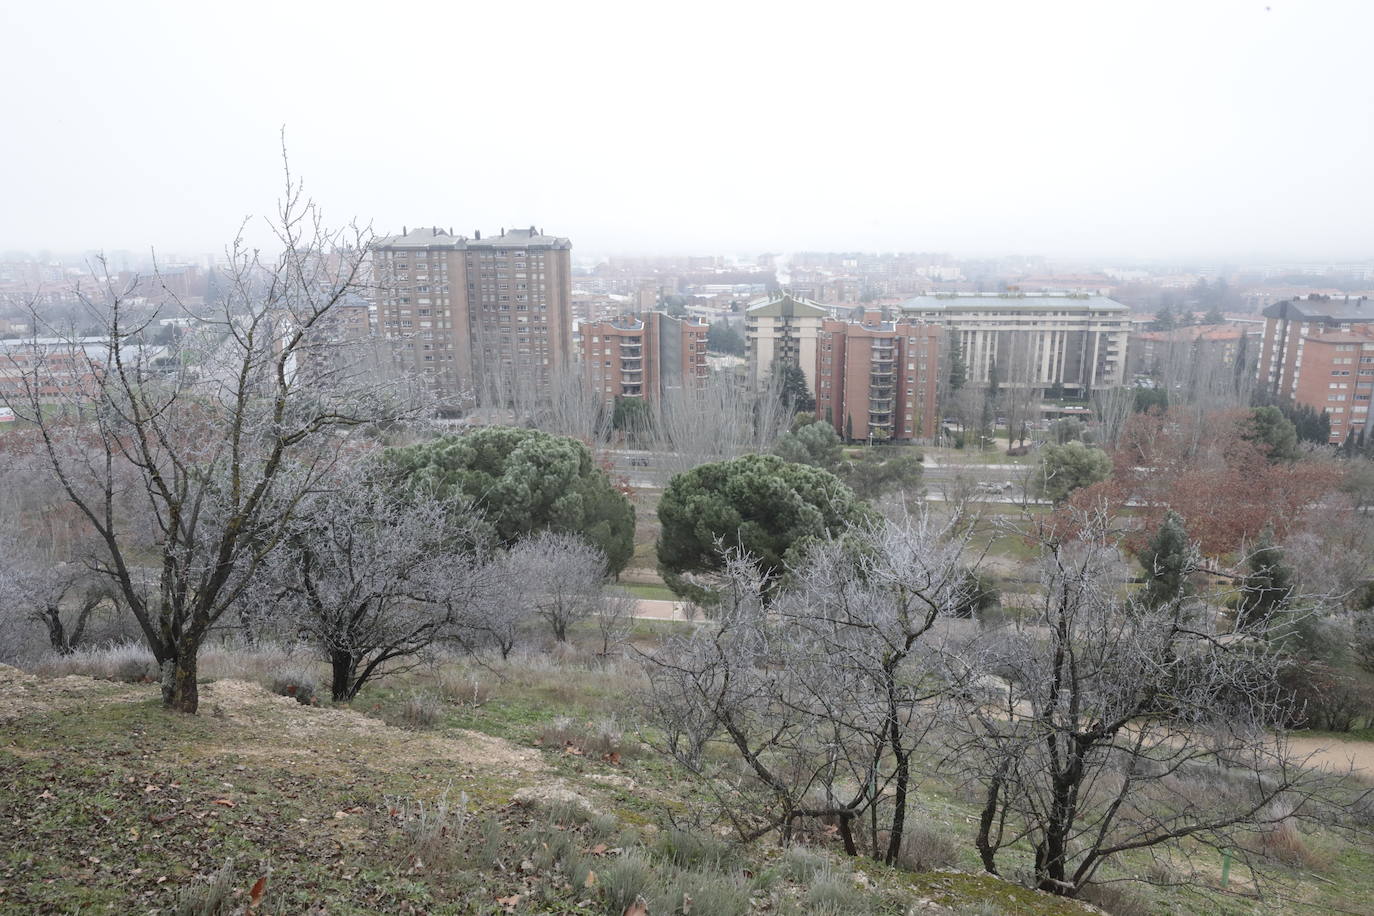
top-left (1235, 526), bottom-right (1294, 631)
top-left (1139, 511), bottom-right (1196, 608)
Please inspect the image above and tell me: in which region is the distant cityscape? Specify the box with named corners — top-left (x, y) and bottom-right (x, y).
top-left (2, 234), bottom-right (1372, 445)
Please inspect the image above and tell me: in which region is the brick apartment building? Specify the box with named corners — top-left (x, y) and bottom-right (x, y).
top-left (1261, 319), bottom-right (1374, 444)
top-left (815, 316), bottom-right (942, 442)
top-left (1258, 297), bottom-right (1374, 397)
top-left (580, 311), bottom-right (708, 406)
top-left (372, 226), bottom-right (572, 405)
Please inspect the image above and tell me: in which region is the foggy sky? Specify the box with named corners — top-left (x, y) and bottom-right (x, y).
top-left (2, 1), bottom-right (1371, 261)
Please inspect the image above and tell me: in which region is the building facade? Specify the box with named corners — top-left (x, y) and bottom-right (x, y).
top-left (1257, 296), bottom-right (1374, 401)
top-left (580, 312), bottom-right (708, 405)
top-left (744, 293), bottom-right (829, 394)
top-left (372, 226), bottom-right (572, 405)
top-left (1126, 324), bottom-right (1259, 379)
top-left (815, 316), bottom-right (942, 442)
top-left (899, 293), bottom-right (1130, 391)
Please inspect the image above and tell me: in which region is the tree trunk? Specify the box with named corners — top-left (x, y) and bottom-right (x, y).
top-left (44, 608), bottom-right (71, 655)
top-left (160, 652), bottom-right (199, 714)
top-left (331, 649), bottom-right (356, 702)
top-left (884, 751), bottom-right (910, 865)
top-left (975, 771), bottom-right (1004, 875)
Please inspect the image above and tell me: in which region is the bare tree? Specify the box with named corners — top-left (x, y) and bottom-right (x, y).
top-left (264, 462), bottom-right (489, 701)
top-left (647, 370), bottom-right (791, 485)
top-left (644, 512), bottom-right (982, 864)
top-left (950, 506), bottom-right (1352, 899)
top-left (510, 530), bottom-right (607, 643)
top-left (4, 154), bottom-right (423, 712)
top-left (593, 586), bottom-right (638, 658)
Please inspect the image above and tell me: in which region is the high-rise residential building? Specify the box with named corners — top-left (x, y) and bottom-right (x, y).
top-left (815, 316), bottom-right (942, 442)
top-left (899, 293), bottom-right (1130, 392)
top-left (372, 226), bottom-right (572, 405)
top-left (744, 293), bottom-right (829, 394)
top-left (580, 311), bottom-right (709, 405)
top-left (1254, 310), bottom-right (1374, 444)
top-left (1257, 296), bottom-right (1374, 401)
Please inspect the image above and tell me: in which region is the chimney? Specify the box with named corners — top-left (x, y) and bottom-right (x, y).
top-left (403, 225), bottom-right (408, 235)
top-left (529, 225), bottom-right (536, 235)
top-left (432, 227), bottom-right (438, 236)
top-left (475, 229), bottom-right (481, 240)
top-left (449, 226), bottom-right (454, 236)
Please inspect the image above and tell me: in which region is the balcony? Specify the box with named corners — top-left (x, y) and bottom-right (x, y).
top-left (620, 385), bottom-right (643, 396)
top-left (621, 371), bottom-right (643, 383)
top-left (619, 344), bottom-right (643, 357)
top-left (870, 386), bottom-right (894, 399)
top-left (870, 371), bottom-right (894, 384)
top-left (620, 358), bottom-right (643, 371)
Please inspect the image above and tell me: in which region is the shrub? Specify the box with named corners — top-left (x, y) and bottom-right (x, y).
top-left (1079, 882), bottom-right (1156, 916)
top-left (437, 672), bottom-right (491, 708)
top-left (269, 672), bottom-right (317, 706)
top-left (391, 788), bottom-right (470, 870)
top-left (600, 852), bottom-right (653, 915)
top-left (804, 871), bottom-right (872, 913)
top-left (653, 827), bottom-right (735, 870)
top-left (173, 858), bottom-right (237, 916)
top-left (648, 869), bottom-right (751, 916)
top-left (895, 825), bottom-right (959, 873)
top-left (780, 846), bottom-right (827, 882)
top-left (391, 693), bottom-right (442, 730)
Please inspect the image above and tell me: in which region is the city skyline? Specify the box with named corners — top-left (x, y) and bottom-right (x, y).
top-left (3, 2), bottom-right (1373, 261)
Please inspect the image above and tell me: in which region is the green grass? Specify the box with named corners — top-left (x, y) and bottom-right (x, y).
top-left (620, 582), bottom-right (677, 601)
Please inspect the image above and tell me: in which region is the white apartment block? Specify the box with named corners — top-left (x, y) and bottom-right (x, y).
top-left (899, 293), bottom-right (1130, 391)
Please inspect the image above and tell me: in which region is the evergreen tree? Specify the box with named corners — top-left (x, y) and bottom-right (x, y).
top-left (1235, 526), bottom-right (1294, 631)
top-left (947, 330), bottom-right (967, 391)
top-left (777, 363), bottom-right (815, 412)
top-left (1139, 511), bottom-right (1196, 608)
top-left (1151, 305), bottom-right (1177, 331)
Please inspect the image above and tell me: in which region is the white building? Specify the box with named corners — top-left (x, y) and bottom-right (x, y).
top-left (743, 293), bottom-right (829, 393)
top-left (899, 293), bottom-right (1130, 391)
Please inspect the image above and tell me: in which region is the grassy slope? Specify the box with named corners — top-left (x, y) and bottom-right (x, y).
top-left (4, 654), bottom-right (1372, 915)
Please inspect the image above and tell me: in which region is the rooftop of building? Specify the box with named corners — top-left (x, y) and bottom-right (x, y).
top-left (1261, 296), bottom-right (1374, 322)
top-left (901, 293), bottom-right (1128, 312)
top-left (1300, 323), bottom-right (1374, 344)
top-left (745, 292), bottom-right (829, 319)
top-left (373, 226), bottom-right (571, 251)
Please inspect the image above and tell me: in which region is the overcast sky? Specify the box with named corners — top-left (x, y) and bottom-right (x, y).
top-left (2, 1), bottom-right (1371, 262)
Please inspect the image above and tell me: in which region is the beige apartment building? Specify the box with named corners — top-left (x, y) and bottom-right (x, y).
top-left (900, 293), bottom-right (1130, 392)
top-left (581, 312), bottom-right (709, 405)
top-left (372, 226), bottom-right (572, 405)
top-left (744, 293), bottom-right (829, 394)
top-left (815, 316), bottom-right (942, 442)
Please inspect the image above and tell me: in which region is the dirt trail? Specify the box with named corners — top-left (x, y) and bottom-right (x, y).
top-left (1285, 733), bottom-right (1374, 779)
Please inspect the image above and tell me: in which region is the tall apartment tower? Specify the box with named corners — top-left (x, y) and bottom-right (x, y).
top-left (581, 311), bottom-right (709, 405)
top-left (744, 292), bottom-right (829, 394)
top-left (815, 316), bottom-right (942, 442)
top-left (1257, 296), bottom-right (1374, 400)
top-left (372, 226), bottom-right (572, 405)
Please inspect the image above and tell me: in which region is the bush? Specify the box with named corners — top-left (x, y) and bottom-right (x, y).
top-left (648, 869), bottom-right (751, 916)
top-left (391, 788), bottom-right (470, 871)
top-left (780, 846), bottom-right (827, 882)
top-left (437, 672), bottom-right (491, 708)
top-left (600, 851), bottom-right (653, 914)
top-left (804, 871), bottom-right (872, 913)
top-left (391, 693), bottom-right (443, 730)
top-left (653, 827), bottom-right (736, 871)
top-left (1079, 882), bottom-right (1156, 916)
top-left (173, 858), bottom-right (237, 916)
top-left (895, 825), bottom-right (959, 873)
top-left (269, 672), bottom-right (318, 706)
